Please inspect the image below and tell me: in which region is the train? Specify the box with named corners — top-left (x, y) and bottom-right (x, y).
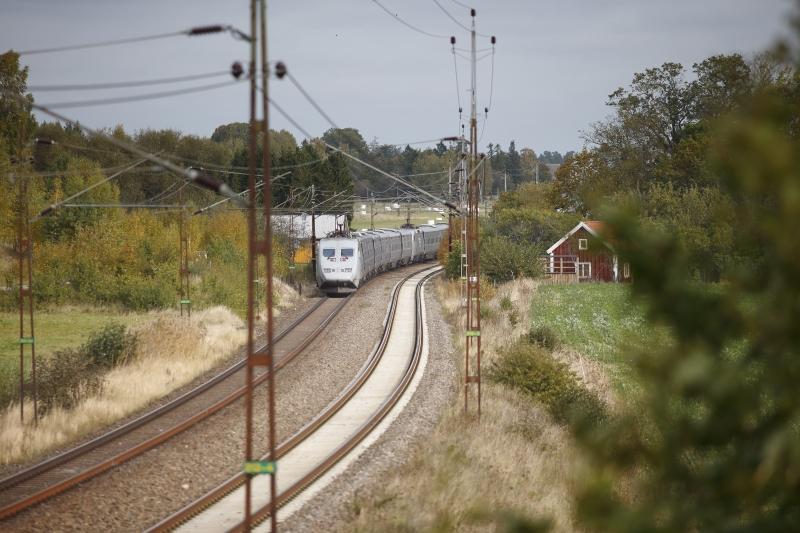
top-left (315, 223), bottom-right (448, 294)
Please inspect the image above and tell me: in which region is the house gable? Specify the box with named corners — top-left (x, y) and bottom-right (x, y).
top-left (546, 221), bottom-right (613, 255)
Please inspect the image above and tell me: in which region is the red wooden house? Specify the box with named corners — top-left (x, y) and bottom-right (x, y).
top-left (544, 221), bottom-right (631, 282)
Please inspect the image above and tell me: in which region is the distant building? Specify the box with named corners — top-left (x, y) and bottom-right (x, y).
top-left (544, 221), bottom-right (631, 283)
top-left (272, 214), bottom-right (345, 240)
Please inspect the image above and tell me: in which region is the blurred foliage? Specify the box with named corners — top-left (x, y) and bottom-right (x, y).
top-left (569, 12), bottom-right (800, 531)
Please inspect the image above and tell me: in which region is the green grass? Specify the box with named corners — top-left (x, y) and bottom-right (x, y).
top-left (0, 309), bottom-right (146, 405)
top-left (530, 283), bottom-right (670, 394)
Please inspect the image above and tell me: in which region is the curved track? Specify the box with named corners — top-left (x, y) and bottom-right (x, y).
top-left (0, 295), bottom-right (349, 520)
top-left (150, 266), bottom-right (441, 532)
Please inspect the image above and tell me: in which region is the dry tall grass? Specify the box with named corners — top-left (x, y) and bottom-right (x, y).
top-left (344, 278), bottom-right (615, 532)
top-left (0, 306), bottom-right (246, 465)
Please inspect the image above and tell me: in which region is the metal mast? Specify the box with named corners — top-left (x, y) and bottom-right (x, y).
top-left (16, 175), bottom-right (37, 424)
top-left (243, 0), bottom-right (278, 530)
top-left (178, 187), bottom-right (191, 317)
top-left (464, 9), bottom-right (482, 416)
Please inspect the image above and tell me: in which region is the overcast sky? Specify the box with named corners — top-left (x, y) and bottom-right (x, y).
top-left (1, 0), bottom-right (795, 154)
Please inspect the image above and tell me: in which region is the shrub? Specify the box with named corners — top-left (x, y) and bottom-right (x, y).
top-left (36, 348), bottom-right (103, 415)
top-left (479, 305), bottom-right (496, 321)
top-left (481, 236), bottom-right (542, 284)
top-left (527, 325), bottom-right (560, 351)
top-left (445, 241), bottom-right (462, 281)
top-left (499, 295), bottom-right (513, 311)
top-left (83, 322), bottom-right (138, 368)
top-left (488, 339), bottom-right (606, 426)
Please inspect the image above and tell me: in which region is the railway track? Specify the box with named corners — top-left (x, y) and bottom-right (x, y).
top-left (150, 266), bottom-right (441, 532)
top-left (0, 295), bottom-right (349, 521)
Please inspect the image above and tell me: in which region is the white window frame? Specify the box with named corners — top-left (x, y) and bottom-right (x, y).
top-left (578, 262), bottom-right (592, 279)
top-left (578, 238), bottom-right (588, 250)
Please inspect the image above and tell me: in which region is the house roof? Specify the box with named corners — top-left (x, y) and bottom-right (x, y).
top-left (546, 220), bottom-right (614, 255)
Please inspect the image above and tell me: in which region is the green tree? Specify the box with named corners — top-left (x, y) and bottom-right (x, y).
top-left (0, 51), bottom-right (36, 159)
top-left (572, 25), bottom-right (800, 532)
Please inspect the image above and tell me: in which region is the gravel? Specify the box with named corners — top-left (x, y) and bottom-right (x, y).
top-left (280, 275), bottom-right (458, 533)
top-left (2, 266), bottom-right (426, 532)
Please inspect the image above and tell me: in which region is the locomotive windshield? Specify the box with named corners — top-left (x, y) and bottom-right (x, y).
top-left (322, 248), bottom-right (335, 258)
top-left (341, 248), bottom-right (354, 257)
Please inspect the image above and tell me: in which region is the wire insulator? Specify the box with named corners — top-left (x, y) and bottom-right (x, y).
top-left (491, 36), bottom-right (496, 44)
top-left (231, 62), bottom-right (244, 79)
top-left (188, 25), bottom-right (225, 36)
top-left (274, 62), bottom-right (287, 79)
top-left (484, 107), bottom-right (488, 113)
top-left (450, 36), bottom-right (456, 45)
top-left (471, 8), bottom-right (476, 17)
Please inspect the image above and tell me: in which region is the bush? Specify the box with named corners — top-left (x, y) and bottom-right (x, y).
top-left (488, 339), bottom-right (606, 426)
top-left (83, 322), bottom-right (138, 368)
top-left (481, 236), bottom-right (542, 284)
top-left (36, 348), bottom-right (103, 415)
top-left (445, 241), bottom-right (462, 281)
top-left (527, 325), bottom-right (560, 351)
top-left (499, 295), bottom-right (513, 311)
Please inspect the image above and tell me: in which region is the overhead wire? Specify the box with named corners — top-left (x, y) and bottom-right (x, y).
top-left (370, 0), bottom-right (451, 39)
top-left (40, 80), bottom-right (244, 109)
top-left (32, 156), bottom-right (155, 220)
top-left (269, 73), bottom-right (458, 210)
top-left (432, 0), bottom-right (492, 38)
top-left (28, 71), bottom-right (231, 92)
top-left (16, 24), bottom-right (251, 55)
top-left (450, 0), bottom-right (473, 10)
top-left (451, 41), bottom-right (463, 113)
top-left (23, 98), bottom-right (244, 205)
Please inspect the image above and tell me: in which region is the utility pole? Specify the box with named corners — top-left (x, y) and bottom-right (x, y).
top-left (243, 0), bottom-right (278, 530)
top-left (369, 192), bottom-right (375, 230)
top-left (504, 170), bottom-right (507, 193)
top-left (464, 8), bottom-right (484, 417)
top-left (310, 183), bottom-right (316, 272)
top-left (16, 174), bottom-right (37, 424)
top-left (178, 187), bottom-right (191, 317)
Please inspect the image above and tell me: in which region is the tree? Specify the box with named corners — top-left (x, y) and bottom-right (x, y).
top-left (321, 127), bottom-right (368, 156)
top-left (506, 141), bottom-right (522, 186)
top-left (549, 150), bottom-right (608, 215)
top-left (572, 19), bottom-right (800, 532)
top-left (0, 51), bottom-right (36, 159)
top-left (211, 122), bottom-right (249, 145)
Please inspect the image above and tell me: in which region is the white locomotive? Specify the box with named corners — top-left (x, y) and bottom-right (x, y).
top-left (315, 224), bottom-right (448, 294)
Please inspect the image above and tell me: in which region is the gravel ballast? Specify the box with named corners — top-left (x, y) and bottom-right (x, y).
top-left (2, 266), bottom-right (428, 532)
top-left (280, 274), bottom-right (458, 532)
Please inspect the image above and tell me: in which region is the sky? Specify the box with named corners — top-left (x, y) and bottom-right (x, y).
top-left (1, 0), bottom-right (795, 154)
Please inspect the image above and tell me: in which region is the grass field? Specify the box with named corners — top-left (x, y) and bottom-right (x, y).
top-left (529, 283), bottom-right (669, 395)
top-left (0, 309), bottom-right (147, 406)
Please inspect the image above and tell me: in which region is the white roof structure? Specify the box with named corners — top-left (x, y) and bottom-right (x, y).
top-left (272, 214), bottom-right (344, 240)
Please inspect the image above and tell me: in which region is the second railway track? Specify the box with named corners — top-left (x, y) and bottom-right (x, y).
top-left (0, 294), bottom-right (349, 520)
